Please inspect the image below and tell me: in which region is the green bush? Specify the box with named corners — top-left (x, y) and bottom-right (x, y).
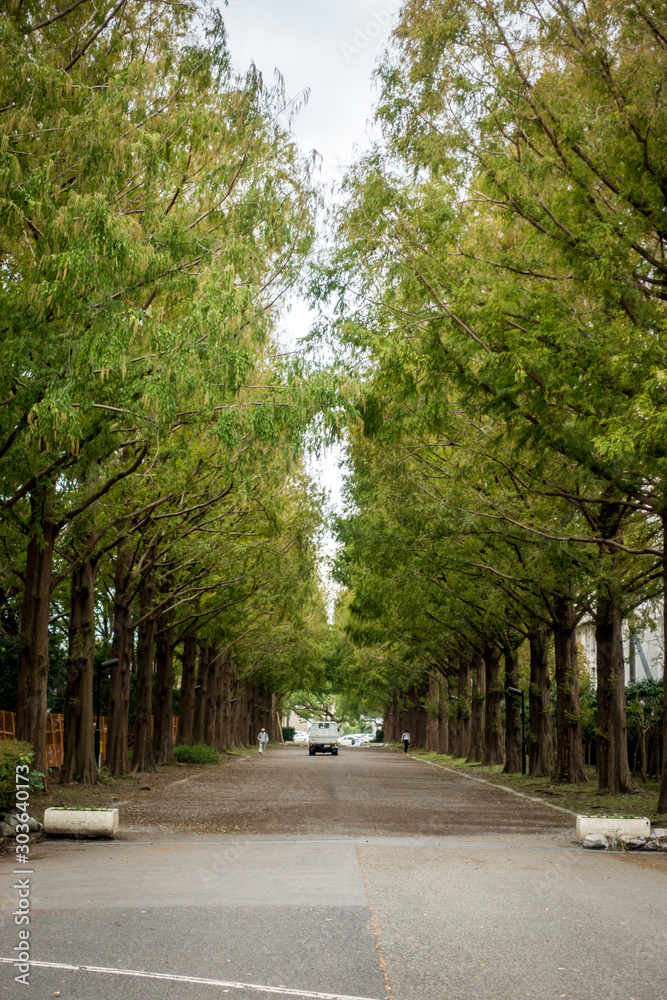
top-left (174, 743), bottom-right (220, 764)
top-left (0, 740), bottom-right (43, 811)
top-left (374, 730), bottom-right (384, 743)
top-left (282, 726), bottom-right (296, 742)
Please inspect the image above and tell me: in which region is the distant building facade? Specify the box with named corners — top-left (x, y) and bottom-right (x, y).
top-left (576, 607), bottom-right (664, 686)
top-left (282, 711), bottom-right (308, 732)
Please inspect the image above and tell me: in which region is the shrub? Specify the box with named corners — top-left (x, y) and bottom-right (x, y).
top-left (173, 743), bottom-right (220, 764)
top-left (282, 726), bottom-right (296, 742)
top-left (374, 730), bottom-right (384, 743)
top-left (0, 740), bottom-right (44, 811)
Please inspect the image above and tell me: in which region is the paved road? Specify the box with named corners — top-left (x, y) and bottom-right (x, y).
top-left (1, 746), bottom-right (666, 1000)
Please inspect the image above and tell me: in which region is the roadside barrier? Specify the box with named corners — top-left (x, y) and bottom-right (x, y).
top-left (0, 712), bottom-right (179, 767)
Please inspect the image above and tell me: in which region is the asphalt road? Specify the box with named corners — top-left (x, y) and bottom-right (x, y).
top-left (1, 746), bottom-right (666, 1000)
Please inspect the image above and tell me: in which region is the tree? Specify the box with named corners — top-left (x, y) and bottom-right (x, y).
top-left (1, 1), bottom-right (321, 778)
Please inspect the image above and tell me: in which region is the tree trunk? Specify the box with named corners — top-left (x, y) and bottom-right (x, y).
top-left (220, 651), bottom-right (233, 750)
top-left (270, 694), bottom-right (283, 742)
top-left (193, 643), bottom-right (209, 744)
top-left (246, 683), bottom-right (255, 746)
top-left (503, 649), bottom-right (522, 774)
top-left (383, 698), bottom-right (399, 744)
top-left (213, 651), bottom-right (225, 751)
top-left (426, 673), bottom-right (440, 752)
top-left (437, 675), bottom-right (449, 754)
top-left (454, 660), bottom-right (471, 758)
top-left (17, 488), bottom-right (57, 783)
top-left (61, 554), bottom-right (98, 784)
top-left (176, 633), bottom-right (197, 746)
top-left (467, 653), bottom-right (485, 762)
top-left (153, 615), bottom-right (174, 765)
top-left (482, 646), bottom-right (504, 765)
top-left (230, 672), bottom-right (243, 747)
top-left (552, 601), bottom-right (587, 784)
top-left (528, 626), bottom-right (554, 777)
top-left (203, 644), bottom-right (219, 748)
top-left (656, 511), bottom-right (667, 812)
top-left (448, 675), bottom-right (460, 755)
top-left (107, 540), bottom-right (133, 776)
top-left (596, 593), bottom-right (636, 794)
top-left (132, 567), bottom-right (156, 772)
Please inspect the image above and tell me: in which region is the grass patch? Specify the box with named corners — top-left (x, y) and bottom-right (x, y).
top-left (405, 749), bottom-right (663, 821)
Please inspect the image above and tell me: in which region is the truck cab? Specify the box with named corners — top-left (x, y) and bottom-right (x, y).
top-left (307, 721), bottom-right (339, 756)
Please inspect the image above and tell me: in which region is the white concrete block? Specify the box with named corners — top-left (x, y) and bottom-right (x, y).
top-left (44, 807), bottom-right (119, 838)
top-left (575, 815), bottom-right (650, 841)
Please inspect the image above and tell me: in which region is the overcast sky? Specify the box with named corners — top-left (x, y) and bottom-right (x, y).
top-left (222, 0), bottom-right (398, 348)
top-left (221, 1), bottom-right (398, 600)
top-left (222, 0), bottom-right (397, 182)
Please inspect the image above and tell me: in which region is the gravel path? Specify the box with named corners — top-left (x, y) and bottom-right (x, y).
top-left (119, 745), bottom-right (572, 837)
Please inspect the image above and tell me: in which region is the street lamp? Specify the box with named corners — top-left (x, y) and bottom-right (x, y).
top-left (507, 686), bottom-right (526, 775)
top-left (97, 658), bottom-right (119, 768)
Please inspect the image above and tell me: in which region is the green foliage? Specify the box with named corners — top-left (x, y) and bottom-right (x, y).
top-left (0, 1), bottom-right (351, 766)
top-left (315, 0), bottom-right (667, 786)
top-left (49, 806), bottom-right (114, 812)
top-left (0, 741), bottom-right (42, 812)
top-left (282, 726), bottom-right (296, 742)
top-left (173, 743), bottom-right (220, 765)
top-left (0, 631), bottom-right (67, 713)
top-left (626, 680), bottom-right (664, 728)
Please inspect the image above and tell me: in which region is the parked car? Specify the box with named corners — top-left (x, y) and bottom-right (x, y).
top-left (292, 731), bottom-right (308, 742)
top-left (338, 735), bottom-right (356, 746)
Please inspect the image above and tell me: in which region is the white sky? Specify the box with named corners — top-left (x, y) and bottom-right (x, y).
top-left (221, 0), bottom-right (398, 605)
top-left (222, 0), bottom-right (398, 188)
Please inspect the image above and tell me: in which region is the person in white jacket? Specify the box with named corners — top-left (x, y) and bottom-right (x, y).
top-left (257, 728), bottom-right (269, 754)
top-left (401, 731), bottom-right (410, 753)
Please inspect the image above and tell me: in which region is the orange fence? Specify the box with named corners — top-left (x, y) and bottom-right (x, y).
top-left (0, 710), bottom-right (65, 766)
top-left (0, 712), bottom-right (180, 767)
top-left (46, 713), bottom-right (64, 767)
top-left (0, 710), bottom-right (16, 740)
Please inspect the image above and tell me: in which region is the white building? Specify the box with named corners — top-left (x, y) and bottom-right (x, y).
top-left (576, 608), bottom-right (664, 686)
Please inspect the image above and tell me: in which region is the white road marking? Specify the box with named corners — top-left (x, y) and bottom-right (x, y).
top-left (0, 958), bottom-right (383, 1000)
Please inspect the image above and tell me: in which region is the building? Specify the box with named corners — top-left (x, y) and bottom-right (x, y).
top-left (282, 711), bottom-right (308, 732)
top-left (576, 608), bottom-right (664, 686)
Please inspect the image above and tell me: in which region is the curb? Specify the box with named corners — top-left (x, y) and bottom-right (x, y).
top-left (409, 754), bottom-right (577, 817)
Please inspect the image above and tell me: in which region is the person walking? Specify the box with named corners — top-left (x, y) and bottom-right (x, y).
top-left (401, 730), bottom-right (410, 753)
top-left (257, 727), bottom-right (269, 754)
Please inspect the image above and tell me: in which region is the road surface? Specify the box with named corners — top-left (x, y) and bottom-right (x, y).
top-left (1, 745), bottom-right (665, 1000)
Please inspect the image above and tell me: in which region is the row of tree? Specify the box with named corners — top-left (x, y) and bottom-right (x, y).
top-left (321, 0), bottom-right (667, 809)
top-left (0, 1), bottom-right (337, 783)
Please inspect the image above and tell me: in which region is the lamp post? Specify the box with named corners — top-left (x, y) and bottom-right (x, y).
top-left (97, 658), bottom-right (119, 768)
top-left (507, 685), bottom-right (526, 775)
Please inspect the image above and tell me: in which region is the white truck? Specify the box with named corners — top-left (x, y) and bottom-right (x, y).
top-left (307, 721), bottom-right (339, 756)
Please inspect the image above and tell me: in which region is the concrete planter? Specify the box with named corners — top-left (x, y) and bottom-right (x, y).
top-left (44, 807), bottom-right (119, 838)
top-left (576, 815), bottom-right (650, 841)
